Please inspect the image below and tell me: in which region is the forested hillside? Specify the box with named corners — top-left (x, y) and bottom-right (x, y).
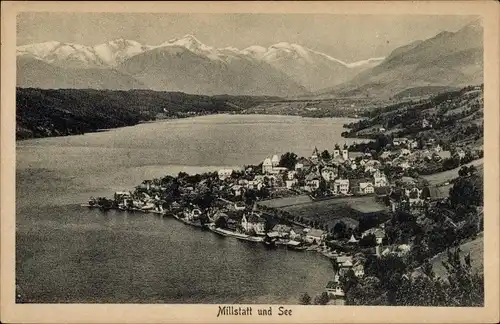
top-left (342, 85), bottom-right (483, 149)
top-left (16, 88), bottom-right (275, 140)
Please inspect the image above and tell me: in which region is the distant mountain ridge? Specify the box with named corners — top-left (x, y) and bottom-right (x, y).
top-left (17, 20), bottom-right (483, 97)
top-left (318, 20), bottom-right (483, 98)
top-left (16, 35), bottom-right (383, 95)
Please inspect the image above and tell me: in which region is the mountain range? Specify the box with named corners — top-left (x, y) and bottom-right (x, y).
top-left (16, 20), bottom-right (483, 98)
top-left (16, 35), bottom-right (383, 96)
top-left (319, 20), bottom-right (483, 98)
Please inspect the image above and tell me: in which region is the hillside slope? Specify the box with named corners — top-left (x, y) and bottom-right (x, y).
top-left (342, 85), bottom-right (484, 149)
top-left (320, 20), bottom-right (483, 98)
top-left (16, 88), bottom-right (271, 140)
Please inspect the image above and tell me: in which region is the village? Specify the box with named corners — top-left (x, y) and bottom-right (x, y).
top-left (85, 133), bottom-right (483, 305)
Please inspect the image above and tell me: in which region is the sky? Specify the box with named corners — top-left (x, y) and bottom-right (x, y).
top-left (17, 13), bottom-right (477, 62)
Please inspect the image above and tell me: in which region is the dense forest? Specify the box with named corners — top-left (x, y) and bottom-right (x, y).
top-left (16, 88), bottom-right (276, 140)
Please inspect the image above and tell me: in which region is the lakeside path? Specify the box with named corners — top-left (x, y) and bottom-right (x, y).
top-left (422, 158), bottom-right (484, 185)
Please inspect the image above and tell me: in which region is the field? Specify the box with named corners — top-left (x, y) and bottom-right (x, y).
top-left (279, 196), bottom-right (388, 229)
top-left (422, 158), bottom-right (484, 185)
top-left (414, 233), bottom-right (484, 279)
top-left (257, 195), bottom-right (313, 208)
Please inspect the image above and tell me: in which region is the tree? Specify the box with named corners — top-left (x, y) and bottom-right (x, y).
top-left (340, 269), bottom-right (359, 293)
top-left (449, 172), bottom-right (483, 208)
top-left (299, 292), bottom-right (312, 305)
top-left (314, 292), bottom-right (330, 305)
top-left (359, 234), bottom-right (377, 248)
top-left (333, 221), bottom-right (347, 239)
top-left (279, 152), bottom-right (298, 170)
top-left (321, 150), bottom-right (331, 160)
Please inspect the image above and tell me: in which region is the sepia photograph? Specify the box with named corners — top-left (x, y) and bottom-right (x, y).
top-left (2, 1), bottom-right (499, 323)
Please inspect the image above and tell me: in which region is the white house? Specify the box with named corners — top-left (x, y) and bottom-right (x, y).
top-left (364, 160), bottom-right (381, 174)
top-left (359, 182), bottom-right (375, 194)
top-left (342, 149), bottom-right (349, 160)
top-left (272, 224), bottom-right (292, 238)
top-left (311, 147), bottom-right (320, 162)
top-left (373, 170), bottom-right (389, 187)
top-left (321, 167), bottom-right (338, 182)
top-left (305, 229), bottom-right (325, 244)
top-left (290, 227), bottom-right (304, 241)
top-left (333, 179), bottom-right (349, 195)
top-left (271, 154), bottom-right (280, 167)
top-left (262, 158), bottom-right (273, 174)
top-left (353, 262), bottom-right (365, 278)
top-left (326, 281), bottom-right (345, 298)
top-left (218, 169), bottom-right (233, 180)
top-left (285, 179), bottom-right (297, 189)
top-left (305, 174), bottom-right (321, 192)
top-left (241, 213), bottom-right (266, 235)
top-left (287, 170), bottom-right (297, 180)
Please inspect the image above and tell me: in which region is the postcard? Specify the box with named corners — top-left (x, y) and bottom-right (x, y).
top-left (1, 1), bottom-right (499, 323)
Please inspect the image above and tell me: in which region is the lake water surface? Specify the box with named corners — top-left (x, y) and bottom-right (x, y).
top-left (16, 114), bottom-right (362, 303)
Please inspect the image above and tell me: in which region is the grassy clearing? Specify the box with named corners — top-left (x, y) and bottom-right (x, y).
top-left (422, 158), bottom-right (483, 185)
top-left (258, 195), bottom-right (313, 208)
top-left (427, 233), bottom-right (484, 278)
top-left (279, 196), bottom-right (387, 229)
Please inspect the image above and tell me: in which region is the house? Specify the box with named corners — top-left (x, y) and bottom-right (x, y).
top-left (241, 213), bottom-right (266, 235)
top-left (305, 173), bottom-right (321, 192)
top-left (342, 149), bottom-right (349, 160)
top-left (393, 137), bottom-right (408, 146)
top-left (379, 151), bottom-right (392, 161)
top-left (248, 180), bottom-right (263, 190)
top-left (333, 179), bottom-right (349, 195)
top-left (269, 166), bottom-right (288, 174)
top-left (230, 185), bottom-right (243, 197)
top-left (325, 281), bottom-right (345, 298)
top-left (262, 158), bottom-right (273, 174)
top-left (428, 185), bottom-right (451, 201)
top-left (295, 157), bottom-right (311, 170)
top-left (393, 158), bottom-right (411, 170)
top-left (349, 151), bottom-right (364, 161)
top-left (218, 169), bottom-right (233, 180)
top-left (285, 179), bottom-right (298, 189)
top-left (398, 148), bottom-right (412, 157)
top-left (311, 147), bottom-right (320, 162)
top-left (185, 208), bottom-right (202, 221)
top-left (364, 160), bottom-right (381, 174)
top-left (272, 224), bottom-right (292, 238)
top-left (305, 228), bottom-right (325, 244)
top-left (359, 182), bottom-right (375, 194)
top-left (331, 154), bottom-right (345, 166)
top-left (234, 201), bottom-right (246, 211)
top-left (321, 167), bottom-right (338, 182)
top-left (332, 148), bottom-right (341, 159)
top-left (353, 262), bottom-right (365, 278)
top-left (373, 170), bottom-right (389, 187)
top-left (453, 147), bottom-right (466, 159)
top-left (271, 154), bottom-right (280, 167)
top-left (362, 228), bottom-right (386, 245)
top-left (290, 226), bottom-right (305, 241)
top-left (287, 171), bottom-right (297, 180)
top-left (422, 118), bottom-right (431, 129)
top-left (405, 187), bottom-right (423, 206)
top-left (408, 139), bottom-right (419, 149)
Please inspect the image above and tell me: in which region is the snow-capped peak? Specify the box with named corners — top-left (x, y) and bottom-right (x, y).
top-left (156, 34), bottom-right (221, 60)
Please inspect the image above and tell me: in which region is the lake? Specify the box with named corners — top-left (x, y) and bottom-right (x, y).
top-left (16, 114), bottom-right (363, 304)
